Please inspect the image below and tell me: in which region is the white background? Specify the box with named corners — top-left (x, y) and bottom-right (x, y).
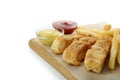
top-left (0, 0), bottom-right (120, 80)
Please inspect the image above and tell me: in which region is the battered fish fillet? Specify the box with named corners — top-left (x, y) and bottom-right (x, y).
top-left (51, 34), bottom-right (83, 54)
top-left (84, 36), bottom-right (112, 73)
top-left (62, 36), bottom-right (97, 66)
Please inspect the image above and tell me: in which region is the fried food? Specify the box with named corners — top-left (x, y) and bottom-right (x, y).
top-left (117, 43), bottom-right (120, 66)
top-left (108, 31), bottom-right (119, 70)
top-left (91, 29), bottom-right (115, 36)
top-left (50, 22), bottom-right (120, 73)
top-left (103, 24), bottom-right (111, 30)
top-left (76, 27), bottom-right (100, 37)
top-left (109, 30), bottom-right (120, 69)
top-left (62, 36), bottom-right (97, 66)
top-left (76, 24), bottom-right (115, 37)
top-left (51, 34), bottom-right (83, 54)
top-left (84, 36), bottom-right (112, 73)
top-left (116, 30), bottom-right (120, 66)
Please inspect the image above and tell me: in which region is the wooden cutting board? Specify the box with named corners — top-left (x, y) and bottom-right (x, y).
top-left (29, 38), bottom-right (120, 80)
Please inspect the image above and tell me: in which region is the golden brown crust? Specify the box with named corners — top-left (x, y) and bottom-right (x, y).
top-left (51, 34), bottom-right (83, 54)
top-left (84, 36), bottom-right (112, 73)
top-left (62, 36), bottom-right (97, 65)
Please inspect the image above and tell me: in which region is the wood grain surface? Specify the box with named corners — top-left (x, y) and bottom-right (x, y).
top-left (29, 38), bottom-right (120, 80)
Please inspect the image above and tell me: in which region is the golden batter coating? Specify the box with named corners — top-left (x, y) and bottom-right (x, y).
top-left (84, 36), bottom-right (112, 73)
top-left (51, 34), bottom-right (83, 54)
top-left (62, 36), bottom-right (97, 65)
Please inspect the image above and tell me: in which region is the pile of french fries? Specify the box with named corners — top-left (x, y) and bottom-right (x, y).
top-left (76, 23), bottom-right (120, 70)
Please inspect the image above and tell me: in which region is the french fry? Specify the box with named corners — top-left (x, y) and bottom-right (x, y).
top-left (103, 24), bottom-right (111, 30)
top-left (116, 30), bottom-right (120, 66)
top-left (117, 43), bottom-right (120, 65)
top-left (108, 31), bottom-right (119, 70)
top-left (91, 29), bottom-right (115, 36)
top-left (76, 27), bottom-right (100, 37)
top-left (85, 22), bottom-right (107, 30)
top-left (76, 26), bottom-right (115, 37)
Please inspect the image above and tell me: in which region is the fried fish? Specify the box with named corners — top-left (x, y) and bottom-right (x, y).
top-left (51, 34), bottom-right (83, 54)
top-left (62, 36), bottom-right (97, 65)
top-left (84, 36), bottom-right (112, 73)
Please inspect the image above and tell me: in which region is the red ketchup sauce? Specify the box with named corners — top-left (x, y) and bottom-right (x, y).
top-left (52, 21), bottom-right (77, 34)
